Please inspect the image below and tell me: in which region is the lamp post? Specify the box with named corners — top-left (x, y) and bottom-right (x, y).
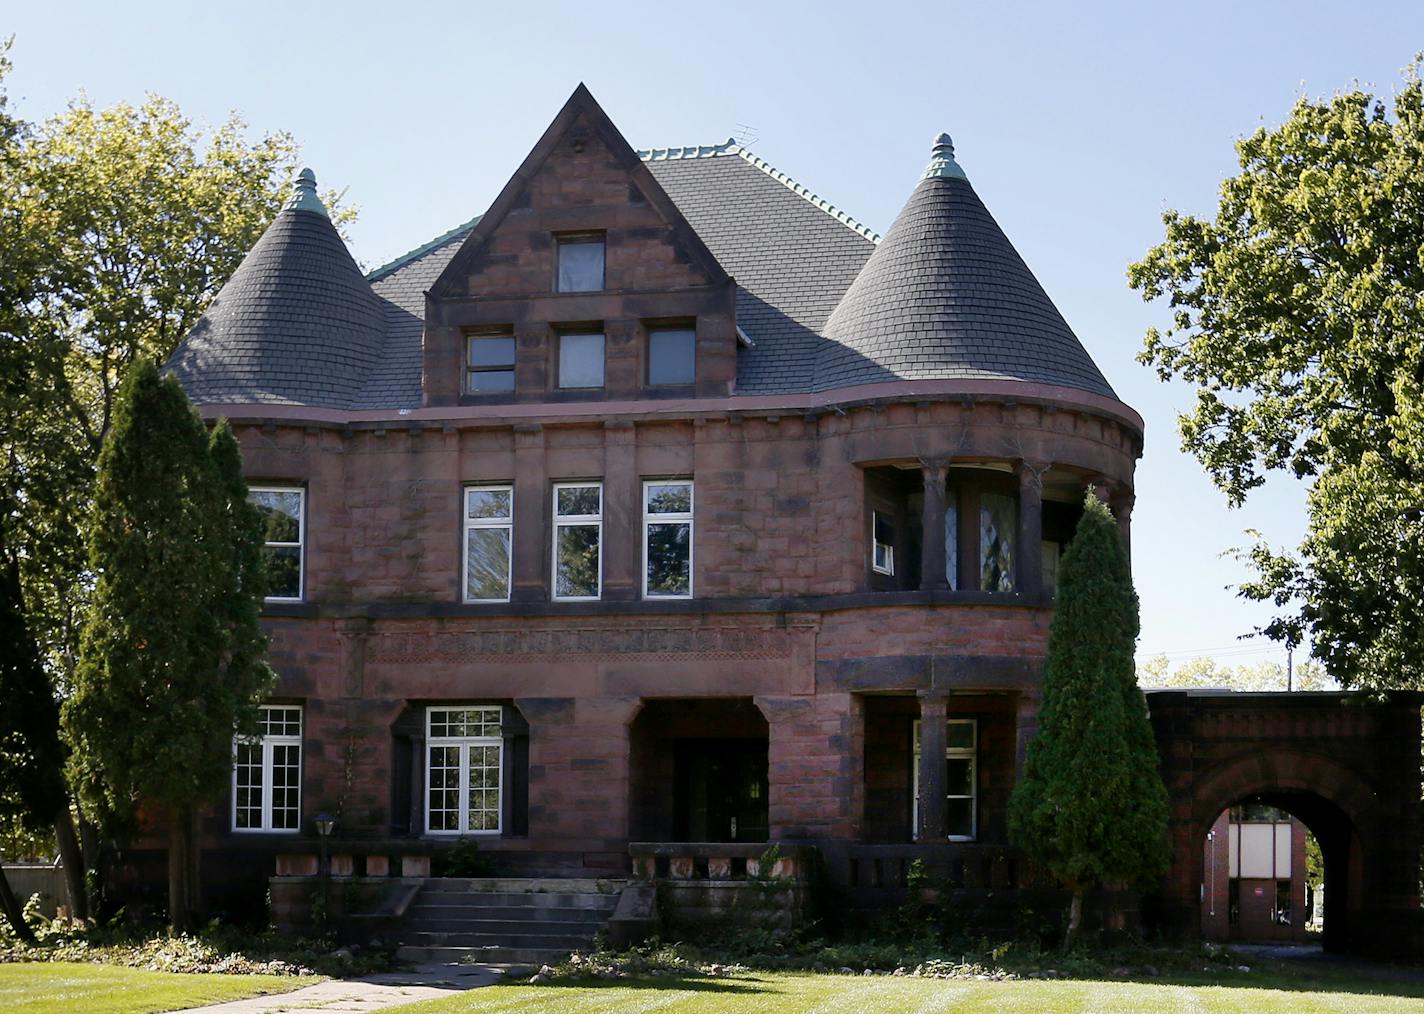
top-left (315, 813), bottom-right (335, 931)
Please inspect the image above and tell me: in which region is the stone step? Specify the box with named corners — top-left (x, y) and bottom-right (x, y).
top-left (401, 929), bottom-right (595, 949)
top-left (423, 877), bottom-right (623, 893)
top-left (397, 944), bottom-right (580, 966)
top-left (406, 912), bottom-right (608, 931)
top-left (412, 891), bottom-right (618, 910)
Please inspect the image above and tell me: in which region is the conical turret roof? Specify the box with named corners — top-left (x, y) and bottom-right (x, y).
top-left (167, 169), bottom-right (385, 408)
top-left (814, 136), bottom-right (1115, 398)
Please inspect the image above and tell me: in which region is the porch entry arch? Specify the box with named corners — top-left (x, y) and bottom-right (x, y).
top-left (1189, 749), bottom-right (1371, 952)
top-left (1146, 690), bottom-right (1422, 958)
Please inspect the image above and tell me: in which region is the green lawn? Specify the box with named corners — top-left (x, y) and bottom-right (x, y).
top-left (0, 962), bottom-right (320, 1014)
top-left (402, 970), bottom-right (1424, 1014)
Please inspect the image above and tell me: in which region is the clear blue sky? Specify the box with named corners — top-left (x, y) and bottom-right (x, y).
top-left (7, 1), bottom-right (1421, 664)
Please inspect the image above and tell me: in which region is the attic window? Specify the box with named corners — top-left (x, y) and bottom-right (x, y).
top-left (466, 332), bottom-right (516, 394)
top-left (648, 327), bottom-right (696, 386)
top-left (556, 234), bottom-right (605, 292)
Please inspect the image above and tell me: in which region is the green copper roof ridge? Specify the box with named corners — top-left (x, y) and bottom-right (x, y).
top-left (288, 167), bottom-right (330, 217)
top-left (921, 132), bottom-right (968, 181)
top-left (636, 139), bottom-right (880, 243)
top-left (366, 214), bottom-right (484, 282)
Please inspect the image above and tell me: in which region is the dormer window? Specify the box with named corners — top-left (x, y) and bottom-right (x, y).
top-left (465, 331), bottom-right (516, 393)
top-left (556, 234), bottom-right (605, 292)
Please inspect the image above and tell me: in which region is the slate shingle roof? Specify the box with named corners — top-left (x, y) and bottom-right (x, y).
top-left (172, 141), bottom-right (1120, 410)
top-left (167, 201), bottom-right (385, 408)
top-left (815, 157), bottom-right (1115, 398)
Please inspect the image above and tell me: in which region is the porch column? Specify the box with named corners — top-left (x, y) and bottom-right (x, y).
top-left (919, 462), bottom-right (950, 591)
top-left (1016, 461), bottom-right (1046, 597)
top-left (917, 692), bottom-right (947, 841)
top-left (1014, 691), bottom-right (1039, 783)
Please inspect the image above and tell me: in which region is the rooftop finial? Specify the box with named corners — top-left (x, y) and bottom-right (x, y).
top-left (288, 167), bottom-right (329, 217)
top-left (923, 132), bottom-right (967, 181)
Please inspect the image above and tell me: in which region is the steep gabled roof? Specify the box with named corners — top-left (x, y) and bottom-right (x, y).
top-left (429, 84), bottom-right (729, 300)
top-left (814, 135), bottom-right (1116, 398)
top-left (167, 170), bottom-right (385, 408)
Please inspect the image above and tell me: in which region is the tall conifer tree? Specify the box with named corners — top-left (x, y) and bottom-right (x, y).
top-left (64, 361), bottom-right (272, 930)
top-left (1008, 492), bottom-right (1169, 946)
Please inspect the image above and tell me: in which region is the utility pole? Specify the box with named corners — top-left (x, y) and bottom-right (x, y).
top-left (1287, 646), bottom-right (1294, 692)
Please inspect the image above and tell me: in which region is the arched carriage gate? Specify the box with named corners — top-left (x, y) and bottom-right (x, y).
top-left (1146, 690), bottom-right (1423, 957)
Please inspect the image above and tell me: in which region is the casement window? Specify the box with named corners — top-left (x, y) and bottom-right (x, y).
top-left (249, 487), bottom-right (304, 601)
top-left (558, 332), bottom-right (605, 389)
top-left (872, 511), bottom-right (895, 576)
top-left (979, 492), bottom-right (1016, 592)
top-left (463, 486), bottom-right (513, 602)
top-left (465, 333), bottom-right (516, 393)
top-left (647, 327), bottom-right (696, 386)
top-left (553, 482), bottom-right (602, 600)
top-left (911, 718), bottom-right (977, 841)
top-left (232, 705), bottom-right (302, 833)
top-left (426, 706), bottom-right (502, 835)
top-left (556, 234), bottom-right (605, 293)
top-left (644, 480), bottom-right (693, 598)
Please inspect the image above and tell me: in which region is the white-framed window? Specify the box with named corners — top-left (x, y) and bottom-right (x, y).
top-left (872, 511), bottom-right (895, 576)
top-left (232, 705), bottom-right (302, 833)
top-left (556, 234), bottom-right (605, 292)
top-left (250, 487), bottom-right (304, 601)
top-left (558, 332), bottom-right (605, 389)
top-left (912, 718), bottom-right (977, 841)
top-left (426, 706), bottom-right (502, 835)
top-left (644, 479), bottom-right (693, 598)
top-left (553, 482), bottom-right (602, 600)
top-left (463, 485), bottom-right (513, 602)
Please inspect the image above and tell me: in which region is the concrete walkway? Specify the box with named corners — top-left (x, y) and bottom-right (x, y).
top-left (181, 962), bottom-right (504, 1012)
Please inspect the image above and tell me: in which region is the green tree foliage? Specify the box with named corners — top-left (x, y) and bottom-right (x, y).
top-left (63, 362), bottom-right (273, 931)
top-left (1009, 494), bottom-right (1170, 947)
top-left (1137, 655), bottom-right (1335, 691)
top-left (0, 38), bottom-right (347, 914)
top-left (1129, 63), bottom-right (1424, 691)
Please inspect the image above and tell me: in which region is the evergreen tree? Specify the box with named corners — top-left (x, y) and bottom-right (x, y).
top-left (1008, 492), bottom-right (1170, 947)
top-left (63, 361), bottom-right (273, 930)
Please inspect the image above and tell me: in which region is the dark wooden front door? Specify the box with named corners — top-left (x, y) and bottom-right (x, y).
top-left (673, 738), bottom-right (769, 842)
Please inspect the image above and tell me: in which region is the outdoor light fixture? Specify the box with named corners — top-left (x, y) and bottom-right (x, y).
top-left (315, 813), bottom-right (336, 837)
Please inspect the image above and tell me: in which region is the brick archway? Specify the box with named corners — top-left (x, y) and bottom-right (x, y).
top-left (1147, 691), bottom-right (1422, 957)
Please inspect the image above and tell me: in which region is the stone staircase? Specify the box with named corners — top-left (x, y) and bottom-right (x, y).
top-left (396, 878), bottom-right (623, 967)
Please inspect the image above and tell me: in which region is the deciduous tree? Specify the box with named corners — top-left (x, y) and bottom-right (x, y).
top-left (0, 38), bottom-right (347, 914)
top-left (1129, 62), bottom-right (1424, 691)
top-left (1009, 493), bottom-right (1170, 947)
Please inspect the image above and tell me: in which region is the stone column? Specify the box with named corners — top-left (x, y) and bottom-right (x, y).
top-left (917, 692), bottom-right (947, 841)
top-left (919, 461), bottom-right (949, 591)
top-left (1014, 691), bottom-right (1039, 783)
top-left (602, 420), bottom-right (638, 601)
top-left (511, 423), bottom-right (546, 603)
top-left (1016, 461), bottom-right (1047, 598)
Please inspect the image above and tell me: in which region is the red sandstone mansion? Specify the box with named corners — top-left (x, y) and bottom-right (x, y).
top-left (167, 85), bottom-right (1144, 912)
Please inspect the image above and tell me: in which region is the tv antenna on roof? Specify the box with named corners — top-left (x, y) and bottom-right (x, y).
top-left (733, 122), bottom-right (760, 147)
